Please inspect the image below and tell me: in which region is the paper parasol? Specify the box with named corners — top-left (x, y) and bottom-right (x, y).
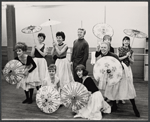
top-left (124, 29), bottom-right (147, 46)
top-left (2, 60), bottom-right (26, 85)
top-left (93, 56), bottom-right (123, 90)
top-left (61, 82), bottom-right (90, 112)
top-left (36, 86), bottom-right (61, 114)
top-left (93, 23), bottom-right (114, 39)
top-left (40, 19), bottom-right (61, 42)
top-left (21, 25), bottom-right (42, 44)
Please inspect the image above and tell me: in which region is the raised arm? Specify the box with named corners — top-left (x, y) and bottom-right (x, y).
top-left (31, 46), bottom-right (35, 57)
top-left (35, 45), bottom-right (48, 57)
top-left (54, 43), bottom-right (68, 56)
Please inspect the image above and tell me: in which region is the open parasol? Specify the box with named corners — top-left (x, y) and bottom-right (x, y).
top-left (40, 19), bottom-right (61, 42)
top-left (36, 86), bottom-right (61, 114)
top-left (61, 82), bottom-right (90, 112)
top-left (2, 60), bottom-right (26, 85)
top-left (93, 56), bottom-right (123, 90)
top-left (124, 29), bottom-right (147, 46)
top-left (93, 23), bottom-right (114, 39)
top-left (21, 25), bottom-right (42, 44)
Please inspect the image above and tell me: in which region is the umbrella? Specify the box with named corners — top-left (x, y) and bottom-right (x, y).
top-left (40, 19), bottom-right (61, 42)
top-left (93, 56), bottom-right (123, 90)
top-left (36, 86), bottom-right (61, 114)
top-left (124, 29), bottom-right (147, 46)
top-left (21, 25), bottom-right (42, 44)
top-left (93, 23), bottom-right (114, 39)
top-left (61, 82), bottom-right (90, 112)
top-left (2, 60), bottom-right (26, 85)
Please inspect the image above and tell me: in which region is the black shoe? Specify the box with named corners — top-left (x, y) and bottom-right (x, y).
top-left (28, 99), bottom-right (33, 104)
top-left (72, 112), bottom-right (76, 116)
top-left (104, 98), bottom-right (108, 101)
top-left (111, 105), bottom-right (118, 112)
top-left (133, 107), bottom-right (140, 117)
top-left (22, 99), bottom-right (29, 104)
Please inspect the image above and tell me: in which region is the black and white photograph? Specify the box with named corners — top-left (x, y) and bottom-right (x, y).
top-left (1, 1), bottom-right (148, 120)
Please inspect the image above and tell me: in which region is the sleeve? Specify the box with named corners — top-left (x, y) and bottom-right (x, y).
top-left (112, 47), bottom-right (114, 53)
top-left (95, 51), bottom-right (101, 57)
top-left (14, 57), bottom-right (19, 60)
top-left (28, 56), bottom-right (37, 73)
top-left (84, 77), bottom-right (94, 92)
top-left (82, 42), bottom-right (89, 64)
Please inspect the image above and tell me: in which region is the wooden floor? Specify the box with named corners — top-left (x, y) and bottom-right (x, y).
top-left (1, 75), bottom-right (148, 120)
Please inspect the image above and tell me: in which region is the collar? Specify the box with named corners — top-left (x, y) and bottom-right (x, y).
top-left (58, 43), bottom-right (64, 46)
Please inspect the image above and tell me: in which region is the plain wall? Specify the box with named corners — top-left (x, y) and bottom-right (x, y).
top-left (2, 2), bottom-right (148, 48)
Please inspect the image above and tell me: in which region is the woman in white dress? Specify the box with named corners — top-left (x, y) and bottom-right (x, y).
top-left (31, 33), bottom-right (50, 89)
top-left (99, 42), bottom-right (140, 117)
top-left (51, 31), bottom-right (74, 90)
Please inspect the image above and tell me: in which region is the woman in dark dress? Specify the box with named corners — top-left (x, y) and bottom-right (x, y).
top-left (73, 64), bottom-right (111, 120)
top-left (14, 42), bottom-right (38, 104)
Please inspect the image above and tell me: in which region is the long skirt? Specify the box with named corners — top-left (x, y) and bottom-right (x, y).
top-left (16, 66), bottom-right (40, 91)
top-left (55, 58), bottom-right (74, 89)
top-left (33, 58), bottom-right (50, 86)
top-left (75, 91), bottom-right (111, 120)
top-left (104, 62), bottom-right (136, 100)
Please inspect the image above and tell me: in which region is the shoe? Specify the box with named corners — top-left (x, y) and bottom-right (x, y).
top-left (111, 105), bottom-right (118, 112)
top-left (104, 98), bottom-right (108, 101)
top-left (121, 100), bottom-right (126, 104)
top-left (22, 99), bottom-right (29, 104)
top-left (74, 114), bottom-right (81, 118)
top-left (116, 100), bottom-right (119, 104)
top-left (133, 107), bottom-right (140, 117)
top-left (28, 99), bottom-right (33, 104)
top-left (106, 99), bottom-right (111, 102)
top-left (59, 104), bottom-right (63, 107)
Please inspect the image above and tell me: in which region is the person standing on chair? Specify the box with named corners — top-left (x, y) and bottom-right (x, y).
top-left (71, 28), bottom-right (89, 83)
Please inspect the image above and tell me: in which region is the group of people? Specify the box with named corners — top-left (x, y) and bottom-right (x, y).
top-left (13, 27), bottom-right (140, 120)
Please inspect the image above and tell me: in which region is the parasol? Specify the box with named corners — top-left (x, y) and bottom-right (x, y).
top-left (21, 25), bottom-right (42, 44)
top-left (93, 23), bottom-right (114, 39)
top-left (124, 29), bottom-right (147, 46)
top-left (61, 82), bottom-right (90, 112)
top-left (36, 86), bottom-right (61, 114)
top-left (2, 60), bottom-right (26, 85)
top-left (93, 56), bottom-right (123, 90)
top-left (40, 19), bottom-right (61, 42)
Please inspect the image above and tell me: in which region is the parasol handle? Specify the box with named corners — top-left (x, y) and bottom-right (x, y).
top-left (32, 31), bottom-right (36, 45)
top-left (104, 6), bottom-right (106, 23)
top-left (50, 25), bottom-right (55, 43)
top-left (131, 36), bottom-right (135, 47)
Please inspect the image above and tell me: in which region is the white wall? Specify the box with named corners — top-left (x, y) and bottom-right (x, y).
top-left (2, 2), bottom-right (148, 48)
